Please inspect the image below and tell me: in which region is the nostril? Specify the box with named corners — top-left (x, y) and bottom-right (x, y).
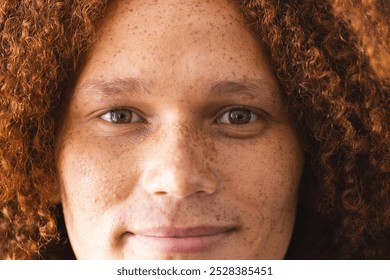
top-left (154, 191), bottom-right (167, 196)
top-left (141, 161), bottom-right (218, 197)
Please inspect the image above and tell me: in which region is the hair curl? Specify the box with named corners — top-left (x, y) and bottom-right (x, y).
top-left (0, 0), bottom-right (389, 259)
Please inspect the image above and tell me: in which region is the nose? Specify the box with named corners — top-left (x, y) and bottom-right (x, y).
top-left (140, 123), bottom-right (218, 198)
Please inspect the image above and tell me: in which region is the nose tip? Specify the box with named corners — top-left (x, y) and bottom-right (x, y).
top-left (141, 160), bottom-right (218, 198)
top-left (139, 120), bottom-right (218, 198)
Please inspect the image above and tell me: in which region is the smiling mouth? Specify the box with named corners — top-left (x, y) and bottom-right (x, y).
top-left (124, 226), bottom-right (237, 253)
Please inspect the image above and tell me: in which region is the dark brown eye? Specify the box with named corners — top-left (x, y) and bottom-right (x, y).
top-left (100, 109), bottom-right (142, 124)
top-left (218, 109), bottom-right (258, 124)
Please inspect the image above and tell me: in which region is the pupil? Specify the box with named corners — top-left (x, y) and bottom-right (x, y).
top-left (111, 110), bottom-right (132, 123)
top-left (229, 109), bottom-right (251, 124)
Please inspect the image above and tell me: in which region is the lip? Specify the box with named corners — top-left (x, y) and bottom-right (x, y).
top-left (124, 226), bottom-right (237, 253)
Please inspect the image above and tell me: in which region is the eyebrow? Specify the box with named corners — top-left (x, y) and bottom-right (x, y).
top-left (210, 79), bottom-right (278, 99)
top-left (76, 77), bottom-right (278, 100)
top-left (77, 77), bottom-right (145, 96)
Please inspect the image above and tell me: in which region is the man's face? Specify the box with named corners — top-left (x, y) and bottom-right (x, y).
top-left (55, 0), bottom-right (304, 259)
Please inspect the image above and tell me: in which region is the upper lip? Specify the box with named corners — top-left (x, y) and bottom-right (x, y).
top-left (130, 226), bottom-right (237, 238)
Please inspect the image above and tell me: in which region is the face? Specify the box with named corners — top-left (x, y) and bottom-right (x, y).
top-left (55, 0), bottom-right (304, 259)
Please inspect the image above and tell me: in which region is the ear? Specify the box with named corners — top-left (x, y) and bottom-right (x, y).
top-left (48, 179), bottom-right (62, 204)
top-left (49, 191), bottom-right (62, 204)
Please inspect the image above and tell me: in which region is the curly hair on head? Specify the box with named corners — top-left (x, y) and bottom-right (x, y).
top-left (0, 0), bottom-right (389, 259)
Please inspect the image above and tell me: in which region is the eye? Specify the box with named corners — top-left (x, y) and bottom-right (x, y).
top-left (217, 108), bottom-right (258, 124)
top-left (100, 109), bottom-right (143, 124)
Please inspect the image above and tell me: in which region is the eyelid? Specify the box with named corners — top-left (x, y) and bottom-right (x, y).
top-left (99, 108), bottom-right (145, 123)
top-left (215, 105), bottom-right (268, 124)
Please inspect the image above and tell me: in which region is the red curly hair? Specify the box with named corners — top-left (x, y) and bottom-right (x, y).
top-left (0, 0), bottom-right (389, 259)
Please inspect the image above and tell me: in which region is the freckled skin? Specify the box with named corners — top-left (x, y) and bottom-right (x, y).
top-left (55, 0), bottom-right (304, 259)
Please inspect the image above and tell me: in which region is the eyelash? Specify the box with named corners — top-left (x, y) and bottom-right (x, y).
top-left (216, 107), bottom-right (260, 125)
top-left (99, 106), bottom-right (264, 125)
top-left (100, 109), bottom-right (144, 124)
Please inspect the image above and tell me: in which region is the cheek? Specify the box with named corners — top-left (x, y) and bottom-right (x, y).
top-left (55, 130), bottom-right (139, 223)
top-left (215, 127), bottom-right (303, 230)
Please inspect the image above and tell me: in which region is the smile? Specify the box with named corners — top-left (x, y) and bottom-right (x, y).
top-left (125, 226), bottom-right (237, 253)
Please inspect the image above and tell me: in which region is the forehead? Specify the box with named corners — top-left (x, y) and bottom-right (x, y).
top-left (71, 0), bottom-right (284, 110)
top-left (104, 0), bottom-right (245, 30)
top-left (77, 0), bottom-right (270, 84)
top-left (92, 0), bottom-right (253, 57)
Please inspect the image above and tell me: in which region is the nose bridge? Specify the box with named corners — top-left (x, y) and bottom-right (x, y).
top-left (168, 122), bottom-right (200, 168)
top-left (142, 120), bottom-right (217, 197)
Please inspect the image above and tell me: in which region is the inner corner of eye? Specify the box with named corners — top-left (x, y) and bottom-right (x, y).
top-left (252, 112), bottom-right (259, 120)
top-left (100, 111), bottom-right (111, 121)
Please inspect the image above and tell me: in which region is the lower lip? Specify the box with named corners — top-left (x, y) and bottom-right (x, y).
top-left (125, 231), bottom-right (234, 253)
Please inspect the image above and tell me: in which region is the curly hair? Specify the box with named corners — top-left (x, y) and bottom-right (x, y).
top-left (0, 0), bottom-right (389, 259)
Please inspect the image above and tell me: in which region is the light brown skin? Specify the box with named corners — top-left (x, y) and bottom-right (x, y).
top-left (55, 0), bottom-right (304, 259)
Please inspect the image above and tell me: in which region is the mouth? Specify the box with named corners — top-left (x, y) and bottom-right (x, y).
top-left (124, 226), bottom-right (237, 253)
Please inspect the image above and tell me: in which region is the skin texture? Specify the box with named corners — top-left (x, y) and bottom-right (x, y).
top-left (55, 0), bottom-right (304, 259)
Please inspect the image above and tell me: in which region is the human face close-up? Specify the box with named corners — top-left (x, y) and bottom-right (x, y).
top-left (55, 0), bottom-right (304, 259)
